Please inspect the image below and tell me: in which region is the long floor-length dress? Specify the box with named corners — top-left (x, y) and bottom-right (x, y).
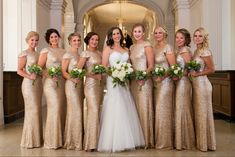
top-left (19, 50), bottom-right (43, 148)
top-left (192, 48), bottom-right (216, 151)
top-left (98, 51), bottom-right (145, 152)
top-left (175, 46), bottom-right (195, 150)
top-left (81, 50), bottom-right (104, 151)
top-left (63, 51), bottom-right (84, 150)
top-left (130, 41), bottom-right (154, 148)
top-left (153, 44), bottom-right (174, 149)
top-left (41, 47), bottom-right (66, 149)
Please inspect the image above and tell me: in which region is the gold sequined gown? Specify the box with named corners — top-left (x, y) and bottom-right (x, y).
top-left (175, 46), bottom-right (195, 150)
top-left (192, 48), bottom-right (216, 151)
top-left (130, 41), bottom-right (154, 148)
top-left (81, 50), bottom-right (104, 150)
top-left (19, 50), bottom-right (43, 148)
top-left (63, 51), bottom-right (84, 150)
top-left (41, 47), bottom-right (66, 149)
top-left (153, 44), bottom-right (174, 149)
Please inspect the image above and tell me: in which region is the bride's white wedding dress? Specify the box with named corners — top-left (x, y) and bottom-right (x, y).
top-left (97, 51), bottom-right (145, 152)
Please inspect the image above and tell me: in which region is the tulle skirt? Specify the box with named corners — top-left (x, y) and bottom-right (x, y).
top-left (97, 77), bottom-right (145, 152)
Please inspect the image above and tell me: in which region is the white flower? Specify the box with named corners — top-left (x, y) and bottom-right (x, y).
top-left (143, 71), bottom-right (147, 75)
top-left (174, 70), bottom-right (179, 74)
top-left (51, 67), bottom-right (56, 72)
top-left (155, 67), bottom-right (159, 72)
top-left (171, 65), bottom-right (175, 69)
top-left (177, 67), bottom-right (181, 70)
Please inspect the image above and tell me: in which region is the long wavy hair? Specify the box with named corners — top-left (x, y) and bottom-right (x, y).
top-left (193, 27), bottom-right (209, 49)
top-left (106, 26), bottom-right (124, 48)
top-left (176, 28), bottom-right (191, 47)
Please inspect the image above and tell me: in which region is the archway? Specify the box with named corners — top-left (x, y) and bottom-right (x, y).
top-left (73, 0), bottom-right (169, 50)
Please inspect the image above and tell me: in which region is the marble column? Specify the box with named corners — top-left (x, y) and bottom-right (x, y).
top-left (173, 0), bottom-right (190, 30)
top-left (50, 0), bottom-right (67, 47)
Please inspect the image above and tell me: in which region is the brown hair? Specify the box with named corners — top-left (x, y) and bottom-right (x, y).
top-left (176, 28), bottom-right (191, 47)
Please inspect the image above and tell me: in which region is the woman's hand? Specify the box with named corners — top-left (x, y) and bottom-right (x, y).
top-left (189, 71), bottom-right (200, 77)
top-left (29, 73), bottom-right (36, 80)
top-left (154, 76), bottom-right (166, 82)
top-left (90, 74), bottom-right (102, 80)
top-left (137, 79), bottom-right (145, 86)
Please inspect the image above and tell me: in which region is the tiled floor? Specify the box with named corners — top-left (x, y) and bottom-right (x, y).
top-left (0, 119), bottom-right (235, 157)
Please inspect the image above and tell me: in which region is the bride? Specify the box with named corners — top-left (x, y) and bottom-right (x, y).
top-left (97, 27), bottom-right (145, 152)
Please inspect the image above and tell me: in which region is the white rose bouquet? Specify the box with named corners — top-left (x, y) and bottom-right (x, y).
top-left (92, 64), bottom-right (106, 74)
top-left (151, 65), bottom-right (166, 77)
top-left (167, 64), bottom-right (184, 80)
top-left (69, 67), bottom-right (86, 88)
top-left (48, 66), bottom-right (62, 87)
top-left (108, 61), bottom-right (134, 87)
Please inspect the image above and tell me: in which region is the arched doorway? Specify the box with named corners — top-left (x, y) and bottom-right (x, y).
top-left (73, 0), bottom-right (169, 50)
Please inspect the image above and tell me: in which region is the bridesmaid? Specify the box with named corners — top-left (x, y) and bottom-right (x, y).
top-left (77, 32), bottom-right (104, 151)
top-left (174, 28), bottom-right (195, 150)
top-left (62, 32), bottom-right (84, 150)
top-left (130, 23), bottom-right (154, 148)
top-left (190, 27), bottom-right (216, 151)
top-left (17, 31), bottom-right (43, 148)
top-left (153, 26), bottom-right (176, 149)
top-left (38, 28), bottom-right (66, 149)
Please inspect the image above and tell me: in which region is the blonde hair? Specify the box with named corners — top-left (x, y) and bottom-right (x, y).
top-left (25, 31), bottom-right (39, 43)
top-left (68, 32), bottom-right (81, 44)
top-left (193, 27), bottom-right (209, 49)
top-left (154, 26), bottom-right (168, 38)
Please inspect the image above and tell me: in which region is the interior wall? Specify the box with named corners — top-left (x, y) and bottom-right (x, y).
top-left (0, 0), bottom-right (4, 126)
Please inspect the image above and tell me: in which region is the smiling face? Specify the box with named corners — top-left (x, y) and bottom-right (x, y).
top-left (132, 26), bottom-right (144, 41)
top-left (175, 32), bottom-right (186, 48)
top-left (112, 28), bottom-right (122, 43)
top-left (154, 27), bottom-right (166, 42)
top-left (88, 34), bottom-right (99, 49)
top-left (27, 35), bottom-right (39, 49)
top-left (193, 30), bottom-right (204, 45)
top-left (49, 32), bottom-right (59, 46)
top-left (69, 35), bottom-right (81, 49)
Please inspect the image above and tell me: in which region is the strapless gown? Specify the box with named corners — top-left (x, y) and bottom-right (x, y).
top-left (97, 51), bottom-right (145, 152)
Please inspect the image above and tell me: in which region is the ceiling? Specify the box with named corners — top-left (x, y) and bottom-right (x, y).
top-left (89, 2), bottom-right (149, 25)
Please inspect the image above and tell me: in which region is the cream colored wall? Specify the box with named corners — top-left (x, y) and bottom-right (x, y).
top-left (37, 0), bottom-right (51, 51)
top-left (0, 0), bottom-right (4, 126)
top-left (231, 0), bottom-right (235, 69)
top-left (188, 0), bottom-right (222, 70)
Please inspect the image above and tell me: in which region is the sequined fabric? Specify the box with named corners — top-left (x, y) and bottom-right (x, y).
top-left (81, 50), bottom-right (104, 150)
top-left (153, 44), bottom-right (174, 149)
top-left (175, 46), bottom-right (195, 150)
top-left (130, 41), bottom-right (154, 148)
top-left (192, 48), bottom-right (216, 151)
top-left (19, 50), bottom-right (43, 148)
top-left (41, 47), bottom-right (66, 149)
top-left (63, 51), bottom-right (84, 150)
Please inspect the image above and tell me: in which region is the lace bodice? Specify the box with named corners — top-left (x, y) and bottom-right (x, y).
top-left (109, 51), bottom-right (129, 66)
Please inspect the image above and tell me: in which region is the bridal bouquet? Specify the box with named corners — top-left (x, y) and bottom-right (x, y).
top-left (135, 70), bottom-right (148, 91)
top-left (109, 61), bottom-right (134, 87)
top-left (92, 64), bottom-right (106, 74)
top-left (48, 66), bottom-right (62, 87)
top-left (167, 64), bottom-right (184, 80)
top-left (185, 60), bottom-right (201, 80)
top-left (185, 60), bottom-right (201, 71)
top-left (69, 67), bottom-right (86, 88)
top-left (151, 65), bottom-right (166, 77)
top-left (28, 64), bottom-right (43, 85)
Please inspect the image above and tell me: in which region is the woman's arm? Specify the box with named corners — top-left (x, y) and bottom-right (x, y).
top-left (102, 47), bottom-right (110, 68)
top-left (61, 58), bottom-right (70, 79)
top-left (17, 57), bottom-right (35, 80)
top-left (191, 56), bottom-right (214, 77)
top-left (144, 46), bottom-right (154, 74)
